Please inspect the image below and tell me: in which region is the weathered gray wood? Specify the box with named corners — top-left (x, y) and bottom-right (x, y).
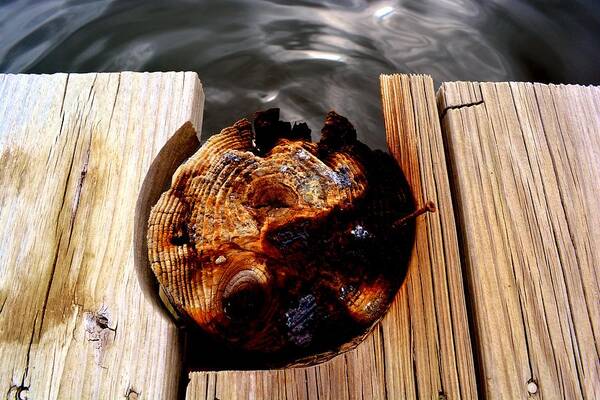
top-left (438, 81), bottom-right (600, 399)
top-left (0, 72), bottom-right (203, 399)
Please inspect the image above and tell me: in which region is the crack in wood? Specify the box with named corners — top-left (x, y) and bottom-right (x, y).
top-left (0, 298), bottom-right (6, 315)
top-left (40, 96), bottom-right (94, 336)
top-left (37, 232), bottom-right (62, 340)
top-left (84, 75), bottom-right (98, 110)
top-left (107, 73), bottom-right (121, 133)
top-left (377, 324), bottom-right (389, 400)
top-left (18, 313), bottom-right (37, 393)
top-left (439, 100), bottom-right (484, 120)
top-left (59, 75), bottom-right (69, 116)
top-left (343, 354), bottom-right (351, 400)
top-left (69, 136), bottom-right (91, 232)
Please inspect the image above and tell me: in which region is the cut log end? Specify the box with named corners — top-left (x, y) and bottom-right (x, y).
top-left (147, 108), bottom-right (416, 366)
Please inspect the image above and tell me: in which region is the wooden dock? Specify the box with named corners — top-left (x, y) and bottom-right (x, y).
top-left (0, 72), bottom-right (598, 399)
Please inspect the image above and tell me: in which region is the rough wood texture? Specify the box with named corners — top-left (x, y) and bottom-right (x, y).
top-left (380, 74), bottom-right (477, 399)
top-left (0, 72), bottom-right (203, 399)
top-left (7, 71), bottom-right (596, 399)
top-left (438, 81), bottom-right (600, 399)
top-left (185, 74), bottom-right (477, 399)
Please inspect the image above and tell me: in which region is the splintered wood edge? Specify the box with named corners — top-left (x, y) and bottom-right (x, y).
top-left (134, 121), bottom-right (201, 321)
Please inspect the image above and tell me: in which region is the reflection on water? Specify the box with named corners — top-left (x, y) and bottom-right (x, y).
top-left (1, 0), bottom-right (598, 149)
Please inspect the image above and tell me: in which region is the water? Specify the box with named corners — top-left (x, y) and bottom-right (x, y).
top-left (1, 0), bottom-right (599, 149)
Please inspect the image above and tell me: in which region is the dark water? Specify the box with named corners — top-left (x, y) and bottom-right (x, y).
top-left (1, 0), bottom-right (599, 149)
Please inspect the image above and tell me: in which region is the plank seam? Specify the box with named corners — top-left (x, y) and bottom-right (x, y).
top-left (377, 324), bottom-right (389, 400)
top-left (436, 83), bottom-right (488, 398)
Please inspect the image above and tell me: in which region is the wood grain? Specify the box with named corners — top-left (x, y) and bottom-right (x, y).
top-left (185, 74), bottom-right (477, 400)
top-left (380, 74), bottom-right (477, 400)
top-left (9, 71), bottom-right (595, 399)
top-left (438, 81), bottom-right (600, 399)
top-left (0, 72), bottom-right (203, 399)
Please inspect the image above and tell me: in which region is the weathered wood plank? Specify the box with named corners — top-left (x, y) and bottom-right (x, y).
top-left (380, 74), bottom-right (477, 400)
top-left (186, 74), bottom-right (477, 400)
top-left (0, 72), bottom-right (204, 399)
top-left (438, 81), bottom-right (600, 399)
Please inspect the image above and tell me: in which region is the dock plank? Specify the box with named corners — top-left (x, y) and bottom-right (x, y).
top-left (438, 81), bottom-right (600, 399)
top-left (0, 72), bottom-right (203, 399)
top-left (380, 74), bottom-right (478, 400)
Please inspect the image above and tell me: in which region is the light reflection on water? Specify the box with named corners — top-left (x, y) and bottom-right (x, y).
top-left (0, 0), bottom-right (598, 149)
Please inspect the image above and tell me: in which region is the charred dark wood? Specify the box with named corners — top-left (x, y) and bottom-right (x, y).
top-left (147, 109), bottom-right (427, 367)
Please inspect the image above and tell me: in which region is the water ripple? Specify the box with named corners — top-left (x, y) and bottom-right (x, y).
top-left (0, 0), bottom-right (598, 149)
